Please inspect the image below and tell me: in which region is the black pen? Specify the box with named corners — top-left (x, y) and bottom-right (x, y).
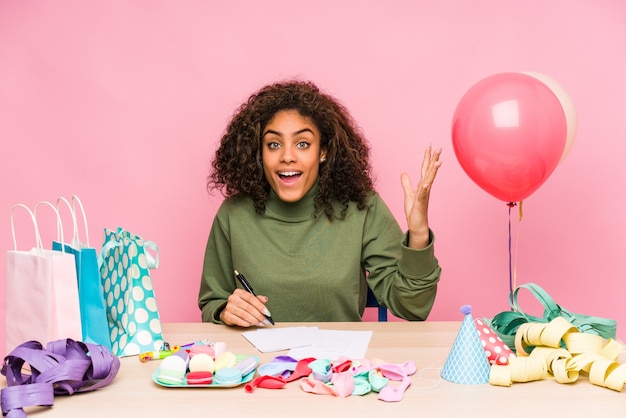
top-left (234, 270), bottom-right (275, 325)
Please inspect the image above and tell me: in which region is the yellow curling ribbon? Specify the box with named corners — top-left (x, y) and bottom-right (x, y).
top-left (490, 317), bottom-right (626, 392)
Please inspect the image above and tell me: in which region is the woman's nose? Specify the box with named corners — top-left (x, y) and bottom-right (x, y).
top-left (280, 145), bottom-right (296, 162)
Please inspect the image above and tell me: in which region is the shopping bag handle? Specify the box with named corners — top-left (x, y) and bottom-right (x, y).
top-left (144, 240), bottom-right (159, 269)
top-left (114, 227), bottom-right (159, 269)
top-left (33, 201), bottom-right (68, 250)
top-left (98, 235), bottom-right (159, 270)
top-left (71, 195), bottom-right (90, 246)
top-left (10, 204), bottom-right (43, 251)
top-left (55, 195), bottom-right (91, 248)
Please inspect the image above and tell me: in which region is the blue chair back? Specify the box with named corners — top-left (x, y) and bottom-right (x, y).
top-left (366, 287), bottom-right (388, 322)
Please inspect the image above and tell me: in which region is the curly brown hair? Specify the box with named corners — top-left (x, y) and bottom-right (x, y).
top-left (208, 80), bottom-right (375, 220)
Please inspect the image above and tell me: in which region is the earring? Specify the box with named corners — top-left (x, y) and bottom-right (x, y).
top-left (320, 157), bottom-right (326, 163)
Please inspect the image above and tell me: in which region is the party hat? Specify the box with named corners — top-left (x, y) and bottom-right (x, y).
top-left (474, 317), bottom-right (516, 365)
top-left (441, 305), bottom-right (491, 384)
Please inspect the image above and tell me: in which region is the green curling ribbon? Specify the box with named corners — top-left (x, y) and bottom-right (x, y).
top-left (484, 283), bottom-right (617, 352)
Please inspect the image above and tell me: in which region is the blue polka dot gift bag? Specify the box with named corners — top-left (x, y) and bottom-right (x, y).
top-left (98, 227), bottom-right (164, 357)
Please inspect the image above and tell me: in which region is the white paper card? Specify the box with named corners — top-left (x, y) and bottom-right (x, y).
top-left (241, 326), bottom-right (317, 352)
top-left (288, 329), bottom-right (372, 360)
top-left (242, 326), bottom-right (372, 360)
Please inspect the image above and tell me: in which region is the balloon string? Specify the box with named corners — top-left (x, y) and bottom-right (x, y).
top-left (514, 201), bottom-right (522, 292)
top-left (507, 201), bottom-right (524, 309)
top-left (507, 204), bottom-right (514, 308)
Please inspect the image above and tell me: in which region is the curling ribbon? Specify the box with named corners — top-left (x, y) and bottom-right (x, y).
top-left (1, 339), bottom-right (120, 417)
top-left (484, 283), bottom-right (617, 350)
top-left (489, 316), bottom-right (626, 391)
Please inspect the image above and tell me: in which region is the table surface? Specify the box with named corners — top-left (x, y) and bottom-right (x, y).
top-left (3, 321), bottom-right (624, 417)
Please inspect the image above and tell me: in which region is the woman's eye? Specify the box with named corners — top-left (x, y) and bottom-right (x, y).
top-left (296, 141), bottom-right (310, 149)
top-left (267, 142), bottom-right (280, 150)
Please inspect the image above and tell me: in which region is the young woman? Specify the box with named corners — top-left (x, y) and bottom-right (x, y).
top-left (199, 80), bottom-right (442, 327)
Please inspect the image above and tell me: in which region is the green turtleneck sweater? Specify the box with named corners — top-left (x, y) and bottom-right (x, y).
top-left (198, 184), bottom-right (441, 323)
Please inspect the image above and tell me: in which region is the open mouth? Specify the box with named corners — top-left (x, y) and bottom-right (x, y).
top-left (278, 171), bottom-right (302, 185)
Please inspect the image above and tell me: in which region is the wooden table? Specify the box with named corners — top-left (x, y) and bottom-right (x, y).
top-left (3, 322), bottom-right (624, 417)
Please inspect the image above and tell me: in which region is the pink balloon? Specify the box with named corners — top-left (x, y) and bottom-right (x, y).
top-left (452, 73), bottom-right (567, 203)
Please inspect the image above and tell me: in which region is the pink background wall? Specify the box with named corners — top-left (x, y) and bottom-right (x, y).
top-left (1, 0), bottom-right (625, 357)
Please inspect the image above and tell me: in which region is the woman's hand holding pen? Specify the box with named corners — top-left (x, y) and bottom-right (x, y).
top-left (400, 145), bottom-right (442, 249)
top-left (220, 288), bottom-right (274, 327)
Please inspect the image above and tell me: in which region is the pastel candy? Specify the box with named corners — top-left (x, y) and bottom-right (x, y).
top-left (189, 353), bottom-right (215, 372)
top-left (189, 344), bottom-right (215, 357)
top-left (235, 356), bottom-right (259, 376)
top-left (186, 371), bottom-right (213, 385)
top-left (214, 351), bottom-right (237, 370)
top-left (214, 367), bottom-right (242, 385)
top-left (173, 350), bottom-right (189, 363)
top-left (213, 341), bottom-right (227, 358)
top-left (157, 355), bottom-right (187, 385)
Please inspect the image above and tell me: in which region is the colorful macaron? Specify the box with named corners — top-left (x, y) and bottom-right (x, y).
top-left (214, 351), bottom-right (237, 370)
top-left (189, 344), bottom-right (215, 358)
top-left (213, 367), bottom-right (243, 385)
top-left (156, 355), bottom-right (188, 385)
top-left (188, 353), bottom-right (215, 373)
top-left (235, 356), bottom-right (259, 376)
top-left (186, 371), bottom-right (213, 385)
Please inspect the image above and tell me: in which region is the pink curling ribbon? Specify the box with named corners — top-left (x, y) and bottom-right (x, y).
top-left (1, 339), bottom-right (120, 417)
